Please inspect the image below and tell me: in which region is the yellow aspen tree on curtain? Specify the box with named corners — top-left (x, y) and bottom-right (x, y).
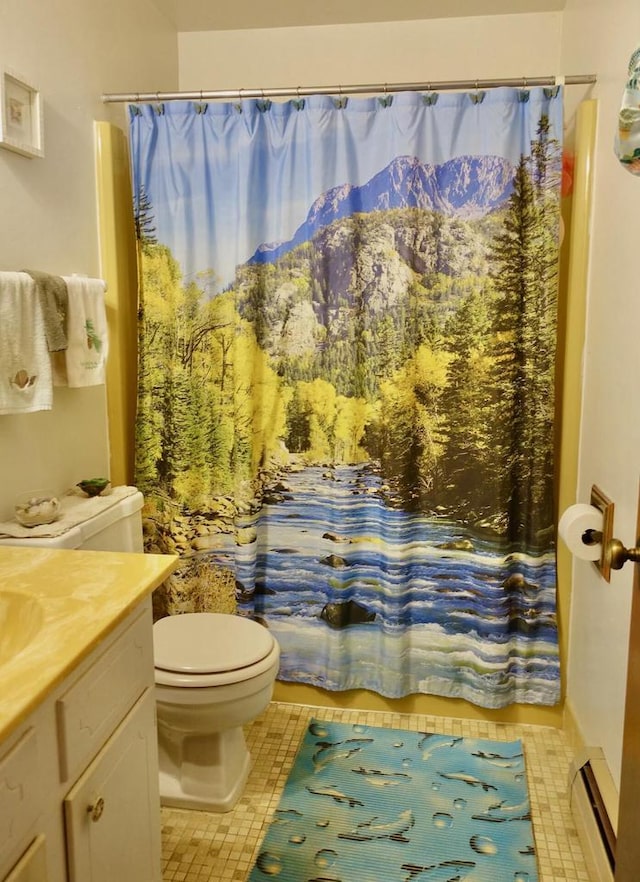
top-left (377, 343), bottom-right (450, 498)
top-left (135, 242), bottom-right (185, 496)
top-left (232, 323), bottom-right (290, 481)
top-left (294, 378), bottom-right (338, 461)
top-left (333, 395), bottom-right (372, 463)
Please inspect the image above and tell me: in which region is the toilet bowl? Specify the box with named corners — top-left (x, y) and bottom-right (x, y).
top-left (153, 612), bottom-right (280, 812)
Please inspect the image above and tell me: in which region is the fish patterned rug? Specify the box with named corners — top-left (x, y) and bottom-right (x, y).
top-left (248, 718), bottom-right (538, 882)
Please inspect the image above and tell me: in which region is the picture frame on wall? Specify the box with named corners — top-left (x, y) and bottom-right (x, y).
top-left (0, 69), bottom-right (43, 158)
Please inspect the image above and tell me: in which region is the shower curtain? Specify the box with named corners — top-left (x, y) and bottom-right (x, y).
top-left (129, 86), bottom-right (562, 709)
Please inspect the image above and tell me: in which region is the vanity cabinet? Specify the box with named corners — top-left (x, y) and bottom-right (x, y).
top-left (0, 599), bottom-right (161, 882)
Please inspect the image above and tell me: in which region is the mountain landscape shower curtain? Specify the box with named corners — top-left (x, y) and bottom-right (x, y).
top-left (130, 87), bottom-right (562, 708)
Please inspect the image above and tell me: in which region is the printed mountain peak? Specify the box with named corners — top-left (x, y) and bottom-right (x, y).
top-left (249, 153), bottom-right (514, 265)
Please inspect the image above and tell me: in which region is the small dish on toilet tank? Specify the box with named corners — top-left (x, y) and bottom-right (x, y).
top-left (77, 478), bottom-right (110, 497)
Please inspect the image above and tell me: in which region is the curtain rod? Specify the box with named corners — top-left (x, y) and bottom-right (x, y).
top-left (102, 74), bottom-right (596, 104)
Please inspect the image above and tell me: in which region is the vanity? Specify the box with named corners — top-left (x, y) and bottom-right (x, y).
top-left (0, 546), bottom-right (177, 882)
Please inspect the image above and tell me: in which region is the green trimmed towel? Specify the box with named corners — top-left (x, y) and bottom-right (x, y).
top-left (24, 269), bottom-right (68, 352)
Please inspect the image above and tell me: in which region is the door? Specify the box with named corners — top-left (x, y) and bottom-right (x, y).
top-left (613, 487), bottom-right (640, 881)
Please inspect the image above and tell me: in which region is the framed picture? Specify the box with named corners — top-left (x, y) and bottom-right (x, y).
top-left (0, 69), bottom-right (43, 158)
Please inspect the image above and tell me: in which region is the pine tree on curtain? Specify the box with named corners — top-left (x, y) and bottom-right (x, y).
top-left (130, 87), bottom-right (563, 709)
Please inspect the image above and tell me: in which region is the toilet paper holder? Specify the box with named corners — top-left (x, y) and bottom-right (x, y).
top-left (586, 485), bottom-right (640, 581)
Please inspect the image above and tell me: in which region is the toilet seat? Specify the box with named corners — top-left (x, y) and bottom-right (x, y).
top-left (154, 613), bottom-right (278, 687)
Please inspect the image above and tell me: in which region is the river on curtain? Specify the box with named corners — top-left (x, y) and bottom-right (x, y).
top-left (129, 87), bottom-right (562, 709)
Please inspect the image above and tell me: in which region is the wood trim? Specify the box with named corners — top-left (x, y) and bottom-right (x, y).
top-left (614, 481), bottom-right (640, 881)
top-left (94, 121), bottom-right (139, 486)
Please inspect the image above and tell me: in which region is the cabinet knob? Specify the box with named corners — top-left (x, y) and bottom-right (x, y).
top-left (87, 797), bottom-right (105, 822)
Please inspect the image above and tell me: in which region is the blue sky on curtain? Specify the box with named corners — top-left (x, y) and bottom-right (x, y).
top-left (130, 86), bottom-right (563, 709)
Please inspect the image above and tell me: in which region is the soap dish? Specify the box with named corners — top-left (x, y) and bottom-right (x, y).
top-left (77, 478), bottom-right (111, 497)
top-left (15, 494), bottom-right (61, 527)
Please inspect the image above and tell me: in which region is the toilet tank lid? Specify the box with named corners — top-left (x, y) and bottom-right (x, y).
top-left (153, 613), bottom-right (276, 674)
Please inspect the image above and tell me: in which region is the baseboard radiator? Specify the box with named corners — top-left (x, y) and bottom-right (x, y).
top-left (569, 752), bottom-right (616, 882)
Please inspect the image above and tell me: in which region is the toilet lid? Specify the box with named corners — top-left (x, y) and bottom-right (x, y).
top-left (153, 613), bottom-right (275, 674)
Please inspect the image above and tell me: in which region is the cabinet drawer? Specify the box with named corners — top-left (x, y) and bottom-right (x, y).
top-left (56, 609), bottom-right (153, 782)
top-left (0, 728), bottom-right (40, 872)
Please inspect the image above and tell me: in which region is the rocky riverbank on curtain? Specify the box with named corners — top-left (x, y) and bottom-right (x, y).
top-left (130, 88), bottom-right (563, 707)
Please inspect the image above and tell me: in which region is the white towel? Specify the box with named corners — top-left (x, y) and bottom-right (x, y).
top-left (0, 271), bottom-right (53, 414)
top-left (53, 276), bottom-right (108, 387)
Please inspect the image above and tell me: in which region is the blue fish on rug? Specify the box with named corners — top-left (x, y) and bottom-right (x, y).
top-left (472, 798), bottom-right (532, 822)
top-left (305, 784), bottom-right (364, 807)
top-left (437, 771), bottom-right (499, 791)
top-left (338, 808), bottom-right (415, 842)
top-left (471, 748), bottom-right (524, 769)
top-left (401, 859), bottom-right (477, 882)
top-left (312, 737), bottom-right (374, 771)
top-left (418, 734), bottom-right (464, 759)
top-left (350, 766), bottom-right (412, 786)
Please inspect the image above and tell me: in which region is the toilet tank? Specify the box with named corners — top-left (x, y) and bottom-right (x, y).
top-left (0, 489), bottom-right (144, 552)
top-left (76, 490), bottom-right (144, 552)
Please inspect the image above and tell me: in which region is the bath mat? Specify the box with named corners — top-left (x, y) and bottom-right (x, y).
top-left (248, 718), bottom-right (538, 882)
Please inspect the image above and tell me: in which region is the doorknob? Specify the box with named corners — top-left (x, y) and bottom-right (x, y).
top-left (579, 485), bottom-right (640, 580)
top-left (87, 797), bottom-right (105, 822)
top-left (608, 538), bottom-right (640, 571)
top-left (582, 530), bottom-right (640, 571)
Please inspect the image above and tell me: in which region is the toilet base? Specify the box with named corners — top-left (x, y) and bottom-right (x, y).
top-left (158, 725), bottom-right (251, 813)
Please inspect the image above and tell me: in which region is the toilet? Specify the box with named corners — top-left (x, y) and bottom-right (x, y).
top-left (0, 488), bottom-right (280, 813)
top-left (153, 612), bottom-right (280, 812)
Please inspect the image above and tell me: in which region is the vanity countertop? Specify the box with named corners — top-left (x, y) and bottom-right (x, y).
top-left (0, 546), bottom-right (178, 742)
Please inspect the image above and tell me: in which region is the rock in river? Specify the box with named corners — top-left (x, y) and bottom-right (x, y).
top-left (320, 553), bottom-right (348, 568)
top-left (436, 538), bottom-right (475, 552)
top-left (321, 599), bottom-right (376, 629)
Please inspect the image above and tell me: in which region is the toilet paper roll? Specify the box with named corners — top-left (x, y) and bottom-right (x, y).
top-left (558, 503), bottom-right (603, 561)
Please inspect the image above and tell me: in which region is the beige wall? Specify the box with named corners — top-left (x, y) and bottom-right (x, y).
top-left (0, 0), bottom-right (178, 519)
top-left (179, 13), bottom-right (563, 90)
top-left (560, 0), bottom-right (640, 789)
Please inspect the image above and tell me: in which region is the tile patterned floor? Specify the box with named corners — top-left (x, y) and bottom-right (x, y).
top-left (160, 701), bottom-right (590, 882)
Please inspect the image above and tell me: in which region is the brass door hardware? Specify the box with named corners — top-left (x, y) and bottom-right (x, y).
top-left (589, 485), bottom-right (615, 582)
top-left (588, 485), bottom-right (640, 581)
top-left (87, 797), bottom-right (105, 822)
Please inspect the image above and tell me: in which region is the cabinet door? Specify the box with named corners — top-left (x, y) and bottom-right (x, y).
top-left (63, 689), bottom-right (161, 882)
top-left (2, 835), bottom-right (47, 882)
top-left (0, 727), bottom-right (40, 876)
